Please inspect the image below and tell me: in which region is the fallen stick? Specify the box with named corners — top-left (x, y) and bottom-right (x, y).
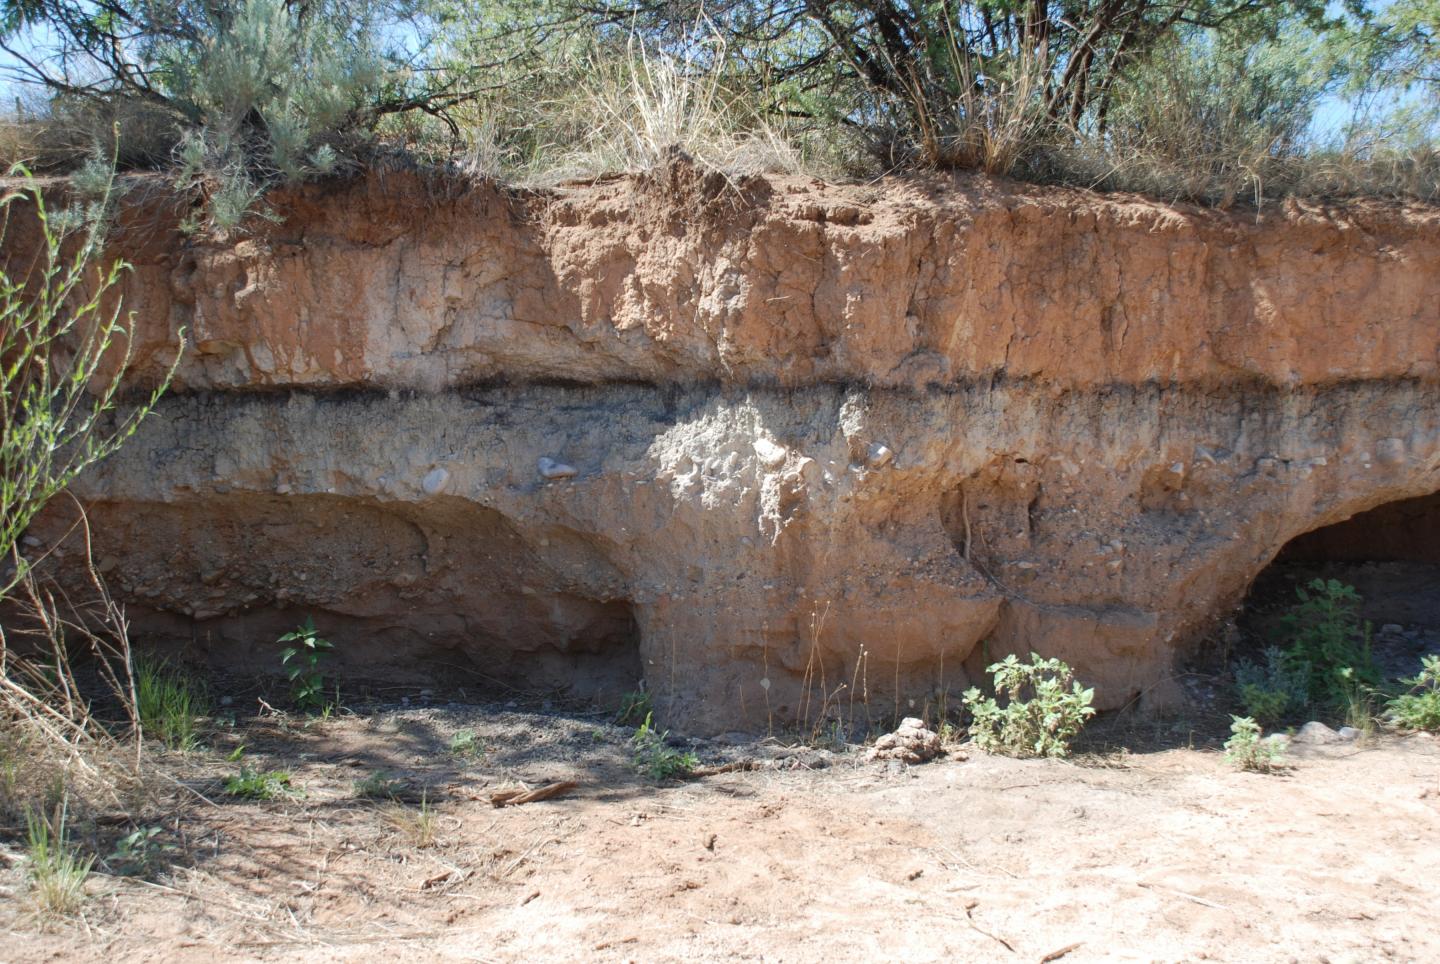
top-left (490, 781), bottom-right (578, 807)
top-left (1137, 880), bottom-right (1229, 911)
top-left (1041, 942), bottom-right (1083, 962)
top-left (964, 899), bottom-right (1016, 953)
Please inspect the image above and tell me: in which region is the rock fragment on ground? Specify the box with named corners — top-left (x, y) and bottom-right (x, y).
top-left (867, 717), bottom-right (942, 764)
top-left (1294, 721), bottom-right (1345, 745)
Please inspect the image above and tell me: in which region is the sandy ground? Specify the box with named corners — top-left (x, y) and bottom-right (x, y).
top-left (2, 698), bottom-right (1437, 964)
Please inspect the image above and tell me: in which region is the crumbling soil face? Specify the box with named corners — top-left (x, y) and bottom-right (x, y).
top-left (1, 701), bottom-right (1437, 962)
top-left (15, 164), bottom-right (1440, 731)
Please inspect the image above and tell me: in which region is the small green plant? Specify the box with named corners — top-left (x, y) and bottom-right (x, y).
top-left (106, 826), bottom-right (175, 878)
top-left (631, 712), bottom-right (697, 780)
top-left (25, 804), bottom-right (93, 917)
top-left (278, 616), bottom-right (334, 712)
top-left (1386, 655), bottom-right (1440, 731)
top-left (615, 690), bottom-right (653, 726)
top-left (1224, 715), bottom-right (1284, 772)
top-left (1234, 646), bottom-right (1310, 724)
top-left (224, 766), bottom-right (294, 800)
top-left (134, 657), bottom-right (208, 750)
top-left (1280, 579), bottom-right (1380, 706)
top-left (449, 729), bottom-right (482, 758)
top-left (355, 770), bottom-right (409, 800)
top-left (962, 653), bottom-right (1096, 758)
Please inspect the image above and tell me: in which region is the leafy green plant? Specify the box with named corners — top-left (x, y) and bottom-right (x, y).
top-left (106, 826), bottom-right (174, 878)
top-left (355, 770), bottom-right (409, 800)
top-left (1234, 646), bottom-right (1310, 724)
top-left (1386, 655), bottom-right (1440, 731)
top-left (1279, 579), bottom-right (1380, 706)
top-left (962, 653), bottom-right (1096, 758)
top-left (278, 616), bottom-right (333, 713)
top-left (134, 657), bottom-right (208, 750)
top-left (631, 712), bottom-right (697, 780)
top-left (1224, 715), bottom-right (1285, 772)
top-left (24, 804), bottom-right (93, 917)
top-left (223, 766), bottom-right (294, 800)
top-left (448, 729), bottom-right (482, 758)
top-left (615, 690), bottom-right (653, 726)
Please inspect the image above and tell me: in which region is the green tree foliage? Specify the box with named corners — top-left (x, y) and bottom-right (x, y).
top-left (1, 0), bottom-right (472, 222)
top-left (2, 0), bottom-right (1435, 200)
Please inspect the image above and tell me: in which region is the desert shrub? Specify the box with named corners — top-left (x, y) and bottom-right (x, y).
top-left (1386, 655), bottom-right (1440, 731)
top-left (962, 653), bottom-right (1096, 759)
top-left (1224, 715), bottom-right (1284, 772)
top-left (2, 0), bottom-right (467, 226)
top-left (1234, 646), bottom-right (1311, 724)
top-left (631, 712), bottom-right (697, 780)
top-left (1279, 579), bottom-right (1380, 707)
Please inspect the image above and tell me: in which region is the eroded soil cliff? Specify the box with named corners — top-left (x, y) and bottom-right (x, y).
top-left (22, 161), bottom-right (1440, 730)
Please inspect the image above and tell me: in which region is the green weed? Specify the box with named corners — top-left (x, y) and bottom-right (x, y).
top-left (1386, 655), bottom-right (1440, 731)
top-left (106, 826), bottom-right (174, 878)
top-left (355, 770), bottom-right (409, 800)
top-left (223, 766), bottom-right (294, 800)
top-left (631, 712), bottom-right (697, 780)
top-left (278, 616), bottom-right (334, 713)
top-left (448, 729), bottom-right (482, 758)
top-left (962, 653), bottom-right (1096, 758)
top-left (1224, 715), bottom-right (1285, 772)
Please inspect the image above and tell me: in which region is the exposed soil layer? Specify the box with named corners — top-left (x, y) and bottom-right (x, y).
top-left (13, 163), bottom-right (1440, 730)
top-left (1, 700), bottom-right (1437, 962)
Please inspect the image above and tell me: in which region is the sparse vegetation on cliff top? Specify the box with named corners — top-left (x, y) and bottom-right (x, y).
top-left (1, 0), bottom-right (1435, 220)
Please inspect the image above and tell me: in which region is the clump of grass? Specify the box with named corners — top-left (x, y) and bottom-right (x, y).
top-left (962, 653), bottom-right (1096, 758)
top-left (1224, 716), bottom-right (1285, 773)
top-left (223, 766), bottom-right (294, 800)
top-left (515, 28), bottom-right (818, 185)
top-left (631, 712), bottom-right (697, 780)
top-left (25, 804), bottom-right (94, 918)
top-left (134, 657), bottom-right (208, 751)
top-left (383, 793), bottom-right (438, 848)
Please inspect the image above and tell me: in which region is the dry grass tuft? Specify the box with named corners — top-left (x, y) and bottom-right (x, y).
top-left (383, 794), bottom-right (439, 848)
